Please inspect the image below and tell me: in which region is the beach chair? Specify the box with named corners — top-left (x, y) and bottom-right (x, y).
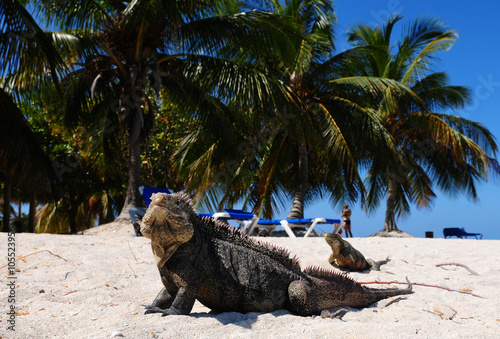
top-left (199, 209), bottom-right (259, 232)
top-left (443, 227), bottom-right (483, 239)
top-left (129, 186), bottom-right (173, 235)
top-left (249, 217), bottom-right (341, 238)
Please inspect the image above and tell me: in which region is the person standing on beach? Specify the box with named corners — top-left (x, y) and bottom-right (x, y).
top-left (341, 204), bottom-right (353, 237)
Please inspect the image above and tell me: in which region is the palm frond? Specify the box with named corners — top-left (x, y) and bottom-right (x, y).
top-left (411, 72), bottom-right (471, 111)
top-left (400, 29), bottom-right (457, 86)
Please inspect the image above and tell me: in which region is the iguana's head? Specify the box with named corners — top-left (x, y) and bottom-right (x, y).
top-left (140, 192), bottom-right (195, 267)
top-left (324, 233), bottom-right (344, 255)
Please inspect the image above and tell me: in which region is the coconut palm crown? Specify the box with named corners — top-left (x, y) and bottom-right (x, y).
top-left (346, 14), bottom-right (500, 233)
top-left (25, 0), bottom-right (302, 220)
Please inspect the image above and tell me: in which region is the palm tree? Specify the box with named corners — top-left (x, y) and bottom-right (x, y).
top-left (28, 0), bottom-right (302, 222)
top-left (0, 0), bottom-right (64, 232)
top-left (265, 0), bottom-right (336, 220)
top-left (346, 14), bottom-right (500, 234)
top-left (175, 1), bottom-right (408, 223)
top-left (174, 0), bottom-right (341, 219)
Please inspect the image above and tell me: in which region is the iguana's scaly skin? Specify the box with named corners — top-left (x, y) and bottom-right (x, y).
top-left (325, 233), bottom-right (388, 271)
top-left (140, 193), bottom-right (411, 316)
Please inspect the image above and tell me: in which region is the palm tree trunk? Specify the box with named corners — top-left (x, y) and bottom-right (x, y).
top-left (98, 206), bottom-right (106, 225)
top-left (116, 136), bottom-right (143, 221)
top-left (383, 181), bottom-right (399, 232)
top-left (287, 143), bottom-right (308, 220)
top-left (2, 177), bottom-right (12, 233)
top-left (68, 205), bottom-right (77, 234)
top-left (28, 191), bottom-right (36, 233)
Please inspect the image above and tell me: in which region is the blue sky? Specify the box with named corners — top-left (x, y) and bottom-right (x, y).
top-left (274, 0), bottom-right (500, 239)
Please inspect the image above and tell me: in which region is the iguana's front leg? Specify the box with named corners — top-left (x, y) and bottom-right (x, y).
top-left (144, 287), bottom-right (175, 314)
top-left (144, 272), bottom-right (177, 314)
top-left (145, 283), bottom-right (199, 316)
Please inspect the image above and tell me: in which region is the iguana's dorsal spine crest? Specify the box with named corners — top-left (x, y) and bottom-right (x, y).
top-left (177, 192), bottom-right (195, 210)
top-left (176, 198), bottom-right (302, 271)
top-left (304, 265), bottom-right (355, 283)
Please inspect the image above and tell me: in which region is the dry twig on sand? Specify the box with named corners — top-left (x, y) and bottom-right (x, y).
top-left (127, 240), bottom-right (139, 262)
top-left (381, 297), bottom-right (408, 309)
top-left (0, 250), bottom-right (68, 270)
top-left (436, 263), bottom-right (480, 276)
top-left (425, 305), bottom-right (457, 320)
top-left (128, 262), bottom-right (138, 278)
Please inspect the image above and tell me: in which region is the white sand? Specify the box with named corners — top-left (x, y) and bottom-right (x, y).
top-left (1, 230), bottom-right (499, 338)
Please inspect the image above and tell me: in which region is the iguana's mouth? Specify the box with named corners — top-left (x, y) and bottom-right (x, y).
top-left (150, 192), bottom-right (169, 208)
top-left (150, 203), bottom-right (165, 210)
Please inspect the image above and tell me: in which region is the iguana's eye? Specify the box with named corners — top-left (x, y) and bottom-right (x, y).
top-left (175, 199), bottom-right (182, 206)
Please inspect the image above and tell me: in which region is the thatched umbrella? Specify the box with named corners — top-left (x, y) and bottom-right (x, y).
top-left (0, 89), bottom-right (62, 232)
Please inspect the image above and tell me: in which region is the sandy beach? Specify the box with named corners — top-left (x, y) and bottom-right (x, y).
top-left (1, 229), bottom-right (499, 338)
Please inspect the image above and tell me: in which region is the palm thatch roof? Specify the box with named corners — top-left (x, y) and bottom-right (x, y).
top-left (0, 89), bottom-right (62, 196)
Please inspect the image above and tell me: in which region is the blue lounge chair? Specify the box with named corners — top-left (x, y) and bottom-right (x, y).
top-left (443, 227), bottom-right (482, 239)
top-left (199, 209), bottom-right (259, 232)
top-left (249, 217), bottom-right (341, 238)
top-left (129, 186), bottom-right (173, 235)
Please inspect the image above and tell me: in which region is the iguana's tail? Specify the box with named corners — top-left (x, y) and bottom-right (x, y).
top-left (345, 277), bottom-right (413, 309)
top-left (288, 271), bottom-right (412, 315)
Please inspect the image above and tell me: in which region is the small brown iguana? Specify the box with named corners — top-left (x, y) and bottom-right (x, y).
top-left (325, 233), bottom-right (388, 271)
top-left (140, 192), bottom-right (411, 316)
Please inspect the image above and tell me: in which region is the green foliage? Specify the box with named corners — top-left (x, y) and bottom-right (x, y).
top-left (345, 15), bottom-right (500, 231)
top-left (173, 0), bottom-right (363, 219)
top-left (25, 100), bottom-right (125, 232)
top-left (24, 0), bottom-right (306, 218)
top-left (142, 101), bottom-right (196, 192)
top-left (2, 1), bottom-right (498, 234)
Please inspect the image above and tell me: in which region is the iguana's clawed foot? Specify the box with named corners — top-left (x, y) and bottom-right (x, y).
top-left (143, 305), bottom-right (164, 314)
top-left (320, 307), bottom-right (349, 320)
top-left (143, 305), bottom-right (179, 316)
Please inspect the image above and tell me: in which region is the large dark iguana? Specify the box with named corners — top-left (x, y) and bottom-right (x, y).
top-left (140, 192), bottom-right (412, 317)
top-left (325, 233), bottom-right (388, 271)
